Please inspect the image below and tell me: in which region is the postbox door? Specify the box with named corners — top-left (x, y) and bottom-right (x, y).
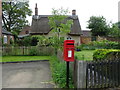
top-left (66, 48), bottom-right (74, 61)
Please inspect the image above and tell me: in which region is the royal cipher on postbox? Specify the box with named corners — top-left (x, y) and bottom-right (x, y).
top-left (63, 40), bottom-right (75, 62)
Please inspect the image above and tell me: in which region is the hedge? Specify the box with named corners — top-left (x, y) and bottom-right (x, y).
top-left (76, 40), bottom-right (120, 50)
top-left (93, 49), bottom-right (120, 61)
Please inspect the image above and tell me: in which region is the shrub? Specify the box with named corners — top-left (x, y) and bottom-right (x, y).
top-left (78, 40), bottom-right (120, 50)
top-left (93, 49), bottom-right (120, 61)
top-left (28, 47), bottom-right (39, 56)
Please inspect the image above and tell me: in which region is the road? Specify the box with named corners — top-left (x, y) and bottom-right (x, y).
top-left (2, 61), bottom-right (55, 88)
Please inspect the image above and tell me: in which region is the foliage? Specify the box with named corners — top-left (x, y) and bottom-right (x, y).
top-left (87, 16), bottom-right (110, 36)
top-left (93, 49), bottom-right (120, 61)
top-left (48, 8), bottom-right (73, 51)
top-left (17, 36), bottom-right (38, 46)
top-left (28, 47), bottom-right (39, 56)
top-left (34, 36), bottom-right (50, 47)
top-left (77, 40), bottom-right (120, 50)
top-left (2, 1), bottom-right (32, 39)
top-left (49, 56), bottom-right (74, 88)
top-left (75, 50), bottom-right (94, 61)
top-left (108, 23), bottom-right (120, 38)
top-left (2, 46), bottom-right (55, 56)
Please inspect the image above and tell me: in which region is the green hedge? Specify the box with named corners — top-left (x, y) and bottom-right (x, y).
top-left (76, 40), bottom-right (120, 50)
top-left (93, 49), bottom-right (120, 61)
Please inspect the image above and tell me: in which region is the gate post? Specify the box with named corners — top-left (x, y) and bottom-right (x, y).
top-left (74, 60), bottom-right (87, 89)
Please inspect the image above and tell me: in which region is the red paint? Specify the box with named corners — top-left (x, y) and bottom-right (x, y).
top-left (63, 40), bottom-right (75, 62)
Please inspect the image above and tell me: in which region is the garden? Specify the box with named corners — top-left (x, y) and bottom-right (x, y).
top-left (2, 39), bottom-right (120, 88)
top-left (1, 3), bottom-right (120, 88)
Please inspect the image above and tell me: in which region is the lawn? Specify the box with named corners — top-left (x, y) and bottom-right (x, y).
top-left (1, 56), bottom-right (51, 62)
top-left (75, 50), bottom-right (95, 61)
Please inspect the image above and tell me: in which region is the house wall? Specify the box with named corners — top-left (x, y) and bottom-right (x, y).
top-left (2, 34), bottom-right (14, 44)
top-left (96, 36), bottom-right (120, 42)
top-left (19, 26), bottom-right (30, 35)
top-left (81, 36), bottom-right (91, 44)
top-left (35, 32), bottom-right (81, 45)
top-left (70, 36), bottom-right (81, 45)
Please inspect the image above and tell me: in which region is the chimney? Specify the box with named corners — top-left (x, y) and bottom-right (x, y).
top-left (72, 9), bottom-right (76, 15)
top-left (35, 3), bottom-right (38, 15)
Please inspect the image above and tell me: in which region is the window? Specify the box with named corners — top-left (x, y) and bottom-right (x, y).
top-left (3, 35), bottom-right (7, 44)
top-left (25, 31), bottom-right (29, 34)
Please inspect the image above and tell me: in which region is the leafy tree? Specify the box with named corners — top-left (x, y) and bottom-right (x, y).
top-left (116, 21), bottom-right (120, 29)
top-left (108, 23), bottom-right (120, 38)
top-left (2, 0), bottom-right (32, 39)
top-left (48, 8), bottom-right (73, 50)
top-left (87, 16), bottom-right (110, 36)
top-left (48, 8), bottom-right (73, 38)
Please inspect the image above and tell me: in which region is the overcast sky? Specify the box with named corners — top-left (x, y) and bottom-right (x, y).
top-left (27, 0), bottom-right (120, 30)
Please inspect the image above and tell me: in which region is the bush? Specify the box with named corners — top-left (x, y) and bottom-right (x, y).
top-left (29, 47), bottom-right (39, 56)
top-left (28, 46), bottom-right (55, 56)
top-left (93, 49), bottom-right (120, 61)
top-left (17, 36), bottom-right (39, 46)
top-left (78, 40), bottom-right (120, 50)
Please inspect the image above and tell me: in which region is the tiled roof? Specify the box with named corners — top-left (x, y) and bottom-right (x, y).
top-left (81, 30), bottom-right (91, 37)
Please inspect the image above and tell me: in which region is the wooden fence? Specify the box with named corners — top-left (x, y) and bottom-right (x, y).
top-left (74, 59), bottom-right (120, 89)
top-left (86, 59), bottom-right (120, 89)
top-left (2, 46), bottom-right (55, 56)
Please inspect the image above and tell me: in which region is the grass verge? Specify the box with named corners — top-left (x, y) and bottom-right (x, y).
top-left (49, 56), bottom-right (74, 88)
top-left (1, 56), bottom-right (51, 62)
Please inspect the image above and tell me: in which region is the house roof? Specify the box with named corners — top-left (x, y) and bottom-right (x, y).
top-left (18, 34), bottom-right (30, 38)
top-left (81, 30), bottom-right (91, 37)
top-left (19, 26), bottom-right (31, 35)
top-left (2, 29), bottom-right (13, 35)
top-left (30, 15), bottom-right (82, 36)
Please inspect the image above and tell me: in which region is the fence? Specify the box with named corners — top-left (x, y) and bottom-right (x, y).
top-left (2, 46), bottom-right (55, 56)
top-left (74, 59), bottom-right (120, 89)
top-left (86, 59), bottom-right (120, 89)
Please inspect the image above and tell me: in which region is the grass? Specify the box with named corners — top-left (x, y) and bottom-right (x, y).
top-left (1, 56), bottom-right (51, 62)
top-left (75, 50), bottom-right (95, 61)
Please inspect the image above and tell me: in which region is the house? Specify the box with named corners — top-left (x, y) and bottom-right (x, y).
top-left (18, 26), bottom-right (30, 39)
top-left (2, 29), bottom-right (14, 44)
top-left (80, 30), bottom-right (92, 44)
top-left (30, 4), bottom-right (82, 45)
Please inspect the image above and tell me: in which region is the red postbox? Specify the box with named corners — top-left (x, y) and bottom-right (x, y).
top-left (63, 40), bottom-right (75, 62)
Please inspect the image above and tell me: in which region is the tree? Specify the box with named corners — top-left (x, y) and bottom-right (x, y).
top-left (2, 0), bottom-right (32, 39)
top-left (108, 23), bottom-right (120, 38)
top-left (48, 8), bottom-right (73, 50)
top-left (87, 16), bottom-right (110, 36)
top-left (48, 8), bottom-right (73, 39)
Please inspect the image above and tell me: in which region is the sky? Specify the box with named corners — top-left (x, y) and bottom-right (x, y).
top-left (27, 0), bottom-right (120, 30)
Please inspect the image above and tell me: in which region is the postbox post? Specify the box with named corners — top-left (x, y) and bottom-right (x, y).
top-left (63, 39), bottom-right (75, 88)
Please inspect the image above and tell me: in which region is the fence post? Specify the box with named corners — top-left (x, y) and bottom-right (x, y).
top-left (74, 60), bottom-right (87, 89)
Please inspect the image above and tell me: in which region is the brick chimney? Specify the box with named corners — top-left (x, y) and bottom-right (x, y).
top-left (72, 10), bottom-right (76, 15)
top-left (35, 3), bottom-right (38, 15)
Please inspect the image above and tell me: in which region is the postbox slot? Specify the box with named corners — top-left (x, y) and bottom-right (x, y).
top-left (66, 43), bottom-right (74, 45)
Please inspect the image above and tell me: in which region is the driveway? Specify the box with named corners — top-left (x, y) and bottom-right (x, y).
top-left (2, 61), bottom-right (55, 88)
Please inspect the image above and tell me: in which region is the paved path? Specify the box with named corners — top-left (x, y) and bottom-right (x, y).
top-left (2, 61), bottom-right (55, 88)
